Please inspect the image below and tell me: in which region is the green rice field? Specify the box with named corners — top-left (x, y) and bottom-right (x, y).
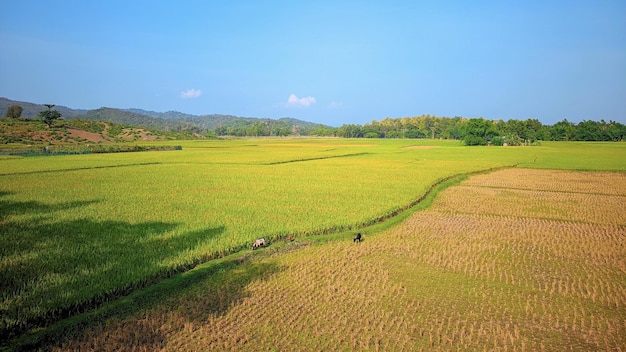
top-left (1, 138), bottom-right (625, 347)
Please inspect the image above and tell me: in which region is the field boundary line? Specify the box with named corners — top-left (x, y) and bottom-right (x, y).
top-left (0, 162), bottom-right (163, 176)
top-left (356, 164), bottom-right (520, 227)
top-left (260, 164), bottom-right (520, 241)
top-left (429, 209), bottom-right (626, 227)
top-left (263, 152), bottom-right (371, 165)
top-left (466, 184), bottom-right (626, 198)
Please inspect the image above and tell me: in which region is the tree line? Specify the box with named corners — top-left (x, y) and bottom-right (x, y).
top-left (214, 116), bottom-right (626, 144)
top-left (6, 103), bottom-right (625, 143)
top-left (334, 116), bottom-right (625, 145)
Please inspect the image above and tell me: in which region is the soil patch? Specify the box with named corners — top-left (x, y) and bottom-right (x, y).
top-left (67, 128), bottom-right (109, 143)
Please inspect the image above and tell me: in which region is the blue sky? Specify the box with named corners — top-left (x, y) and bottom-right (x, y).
top-left (1, 1), bottom-right (624, 126)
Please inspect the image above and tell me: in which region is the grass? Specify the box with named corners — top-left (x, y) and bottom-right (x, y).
top-left (48, 168), bottom-right (626, 351)
top-left (1, 139), bottom-right (625, 349)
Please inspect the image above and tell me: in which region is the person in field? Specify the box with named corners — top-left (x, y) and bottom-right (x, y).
top-left (353, 233), bottom-right (362, 243)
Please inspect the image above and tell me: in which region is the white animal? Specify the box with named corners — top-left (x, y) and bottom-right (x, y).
top-left (252, 238), bottom-right (266, 249)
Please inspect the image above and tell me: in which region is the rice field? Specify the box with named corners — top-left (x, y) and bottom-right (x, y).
top-left (1, 139), bottom-right (625, 349)
top-left (0, 139), bottom-right (508, 340)
top-left (51, 168), bottom-right (626, 351)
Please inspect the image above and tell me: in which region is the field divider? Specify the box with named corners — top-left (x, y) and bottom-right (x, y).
top-left (0, 162), bottom-right (163, 176)
top-left (302, 164), bottom-right (520, 237)
top-left (469, 184), bottom-right (626, 198)
top-left (254, 164), bottom-right (519, 246)
top-left (263, 152), bottom-right (371, 165)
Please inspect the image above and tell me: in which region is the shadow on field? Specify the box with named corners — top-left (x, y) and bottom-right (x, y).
top-left (12, 253), bottom-right (281, 351)
top-left (0, 192), bottom-right (229, 347)
top-left (0, 192), bottom-right (99, 223)
top-left (173, 257), bottom-right (282, 322)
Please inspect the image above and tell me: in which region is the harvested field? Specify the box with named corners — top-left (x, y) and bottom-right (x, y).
top-left (433, 169), bottom-right (626, 225)
top-left (54, 169), bottom-right (626, 351)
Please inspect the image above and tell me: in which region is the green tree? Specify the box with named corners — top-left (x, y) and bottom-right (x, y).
top-left (310, 125), bottom-right (335, 137)
top-left (524, 118), bottom-right (543, 142)
top-left (605, 120), bottom-right (626, 141)
top-left (505, 132), bottom-right (523, 146)
top-left (39, 104), bottom-right (62, 128)
top-left (575, 120), bottom-right (603, 141)
top-left (423, 116), bottom-right (439, 139)
top-left (549, 119), bottom-right (576, 141)
top-left (444, 116), bottom-right (465, 140)
top-left (462, 118), bottom-right (498, 146)
top-left (6, 105), bottom-right (23, 119)
top-left (214, 125), bottom-right (227, 136)
top-left (404, 127), bottom-right (424, 139)
top-left (386, 130), bottom-right (403, 138)
top-left (337, 124), bottom-right (363, 138)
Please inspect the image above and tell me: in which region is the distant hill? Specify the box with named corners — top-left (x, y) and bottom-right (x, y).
top-left (124, 108), bottom-right (198, 120)
top-left (0, 98), bottom-right (331, 135)
top-left (0, 97), bottom-right (87, 119)
top-left (78, 107), bottom-right (171, 131)
top-left (123, 107), bottom-right (322, 130)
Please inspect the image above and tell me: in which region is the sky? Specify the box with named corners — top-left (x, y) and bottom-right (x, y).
top-left (1, 1), bottom-right (624, 126)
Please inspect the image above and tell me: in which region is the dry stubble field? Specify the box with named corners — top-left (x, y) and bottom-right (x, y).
top-left (56, 168), bottom-right (626, 351)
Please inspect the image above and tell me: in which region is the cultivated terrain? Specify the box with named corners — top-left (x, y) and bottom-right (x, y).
top-left (53, 168), bottom-right (626, 351)
top-left (1, 139), bottom-right (625, 351)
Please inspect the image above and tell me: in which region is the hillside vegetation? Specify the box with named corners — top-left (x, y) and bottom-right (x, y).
top-left (0, 118), bottom-right (201, 154)
top-left (0, 98), bottom-right (324, 138)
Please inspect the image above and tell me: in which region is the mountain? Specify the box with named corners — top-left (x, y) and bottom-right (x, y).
top-left (124, 107), bottom-right (253, 129)
top-left (0, 97), bottom-right (87, 119)
top-left (78, 107), bottom-right (170, 131)
top-left (0, 98), bottom-right (330, 133)
top-left (124, 108), bottom-right (199, 120)
top-left (124, 107), bottom-right (322, 130)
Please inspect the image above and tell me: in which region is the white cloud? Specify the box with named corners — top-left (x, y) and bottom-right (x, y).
top-left (287, 94), bottom-right (316, 107)
top-left (180, 88), bottom-right (202, 99)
